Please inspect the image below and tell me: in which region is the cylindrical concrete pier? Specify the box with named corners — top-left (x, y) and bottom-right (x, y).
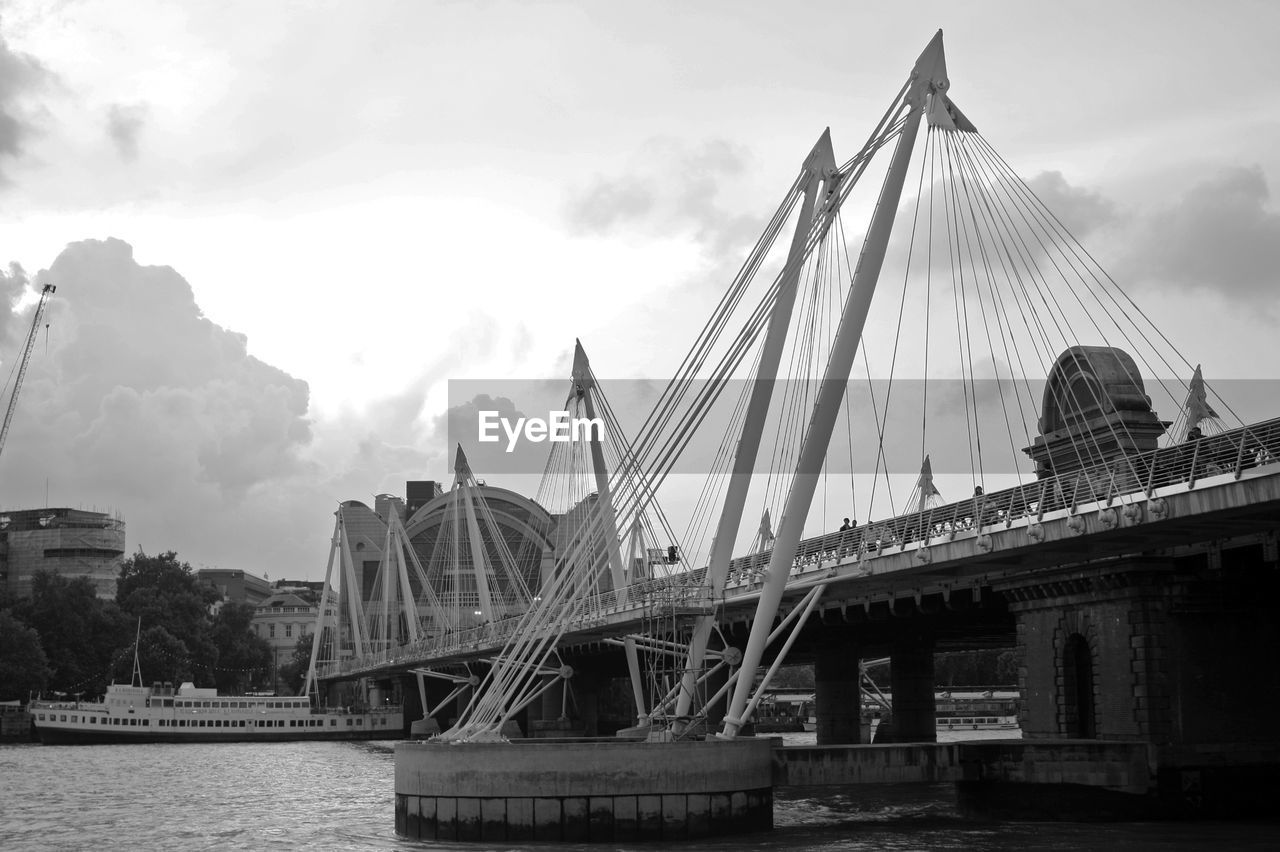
top-left (395, 737), bottom-right (773, 842)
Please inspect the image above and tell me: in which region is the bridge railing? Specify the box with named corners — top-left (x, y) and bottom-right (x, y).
top-left (317, 567), bottom-right (717, 678)
top-left (321, 417), bottom-right (1280, 677)
top-left (723, 416), bottom-right (1280, 587)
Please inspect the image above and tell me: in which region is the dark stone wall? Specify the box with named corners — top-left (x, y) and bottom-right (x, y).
top-left (1006, 541), bottom-right (1280, 745)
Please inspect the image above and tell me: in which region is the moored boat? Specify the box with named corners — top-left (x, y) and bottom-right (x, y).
top-left (935, 714), bottom-right (1019, 731)
top-left (30, 680), bottom-right (403, 744)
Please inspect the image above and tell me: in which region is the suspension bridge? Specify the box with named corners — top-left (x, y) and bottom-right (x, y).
top-left (302, 30), bottom-right (1280, 840)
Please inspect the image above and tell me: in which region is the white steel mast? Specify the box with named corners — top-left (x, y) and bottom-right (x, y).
top-left (720, 31), bottom-right (954, 738)
top-left (670, 132), bottom-right (837, 731)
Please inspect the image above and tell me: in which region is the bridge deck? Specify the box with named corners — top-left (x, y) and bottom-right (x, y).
top-left (320, 417), bottom-right (1280, 680)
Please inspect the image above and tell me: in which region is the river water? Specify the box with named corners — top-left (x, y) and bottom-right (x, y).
top-left (1, 735), bottom-right (1276, 851)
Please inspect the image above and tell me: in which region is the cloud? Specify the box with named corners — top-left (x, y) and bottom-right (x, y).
top-left (0, 260), bottom-right (30, 343)
top-left (105, 102), bottom-right (147, 162)
top-left (0, 238), bottom-right (343, 577)
top-left (1121, 165), bottom-right (1280, 305)
top-left (1025, 171), bottom-right (1116, 239)
top-left (436, 392), bottom-right (542, 476)
top-left (563, 137), bottom-right (763, 260)
top-left (0, 29), bottom-right (50, 183)
top-left (13, 239), bottom-right (313, 498)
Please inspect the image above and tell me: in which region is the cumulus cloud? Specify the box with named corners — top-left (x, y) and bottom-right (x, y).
top-left (0, 29), bottom-right (49, 183)
top-left (106, 102), bottom-right (147, 162)
top-left (1120, 165), bottom-right (1280, 304)
top-left (436, 392), bottom-right (543, 476)
top-left (27, 238), bottom-right (311, 491)
top-left (1025, 171), bottom-right (1116, 238)
top-left (0, 238), bottom-right (334, 575)
top-left (563, 137), bottom-right (763, 260)
top-left (0, 260), bottom-right (29, 343)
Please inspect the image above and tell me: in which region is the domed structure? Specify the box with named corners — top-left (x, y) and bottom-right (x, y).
top-left (1024, 346), bottom-right (1168, 477)
top-left (404, 484), bottom-right (554, 630)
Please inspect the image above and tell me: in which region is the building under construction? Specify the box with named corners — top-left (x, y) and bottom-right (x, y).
top-left (0, 508), bottom-right (126, 599)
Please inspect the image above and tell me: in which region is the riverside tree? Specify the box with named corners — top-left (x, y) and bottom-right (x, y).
top-left (13, 571), bottom-right (131, 696)
top-left (0, 610), bottom-right (52, 700)
top-left (210, 600), bottom-right (272, 693)
top-left (116, 551), bottom-right (221, 675)
top-left (115, 551), bottom-right (271, 690)
top-left (1, 553), bottom-right (274, 698)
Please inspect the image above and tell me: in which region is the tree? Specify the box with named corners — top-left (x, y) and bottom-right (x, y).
top-left (211, 601), bottom-right (271, 693)
top-left (769, 664), bottom-right (815, 690)
top-left (995, 650), bottom-right (1018, 684)
top-left (113, 624), bottom-right (194, 686)
top-left (116, 551), bottom-right (219, 683)
top-left (16, 571), bottom-right (131, 695)
top-left (0, 610), bottom-right (52, 700)
top-left (934, 649), bottom-right (1019, 688)
top-left (278, 632), bottom-right (316, 696)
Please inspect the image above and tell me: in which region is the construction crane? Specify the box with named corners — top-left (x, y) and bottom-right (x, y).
top-left (0, 283), bottom-right (56, 464)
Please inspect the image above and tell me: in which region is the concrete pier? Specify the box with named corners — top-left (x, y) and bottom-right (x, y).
top-left (886, 633), bottom-right (936, 742)
top-left (395, 737), bottom-right (773, 842)
top-left (773, 739), bottom-right (1280, 818)
top-left (814, 642), bottom-right (862, 744)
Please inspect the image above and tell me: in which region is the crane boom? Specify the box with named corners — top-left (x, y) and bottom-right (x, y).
top-left (0, 283), bottom-right (56, 463)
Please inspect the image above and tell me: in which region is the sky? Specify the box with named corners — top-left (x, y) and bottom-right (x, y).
top-left (1, 0), bottom-right (1278, 581)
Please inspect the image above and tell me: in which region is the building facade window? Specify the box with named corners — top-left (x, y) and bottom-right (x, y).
top-left (269, 624), bottom-right (276, 639)
top-left (285, 624), bottom-right (292, 638)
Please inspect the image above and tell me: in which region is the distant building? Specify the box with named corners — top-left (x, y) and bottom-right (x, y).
top-left (333, 482), bottom-right (555, 644)
top-left (405, 480), bottom-right (444, 516)
top-left (271, 578), bottom-right (330, 602)
top-left (252, 590), bottom-right (335, 692)
top-left (0, 508), bottom-right (126, 599)
top-left (196, 568), bottom-right (273, 606)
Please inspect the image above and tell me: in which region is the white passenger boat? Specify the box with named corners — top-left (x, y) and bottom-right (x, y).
top-left (935, 714), bottom-right (1019, 731)
top-left (31, 681), bottom-right (403, 744)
